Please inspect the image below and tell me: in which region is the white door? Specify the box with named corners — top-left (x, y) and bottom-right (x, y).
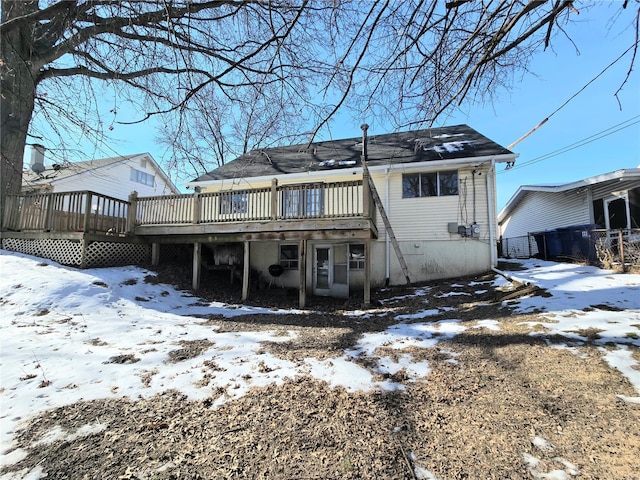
top-left (313, 244), bottom-right (349, 298)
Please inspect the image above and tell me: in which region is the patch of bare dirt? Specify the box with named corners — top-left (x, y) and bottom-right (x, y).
top-left (167, 339), bottom-right (216, 364)
top-left (2, 264), bottom-right (639, 479)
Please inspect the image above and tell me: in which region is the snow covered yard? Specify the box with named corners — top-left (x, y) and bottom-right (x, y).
top-left (1, 250), bottom-right (639, 479)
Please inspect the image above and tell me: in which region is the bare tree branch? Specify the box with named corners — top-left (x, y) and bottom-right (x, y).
top-left (2, 0), bottom-right (638, 224)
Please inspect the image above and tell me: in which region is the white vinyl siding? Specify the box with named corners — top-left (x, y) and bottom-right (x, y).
top-left (49, 158), bottom-right (174, 200)
top-left (499, 191), bottom-right (591, 238)
top-left (370, 167), bottom-right (490, 241)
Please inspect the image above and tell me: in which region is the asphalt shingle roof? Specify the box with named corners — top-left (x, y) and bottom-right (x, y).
top-left (192, 124), bottom-right (513, 183)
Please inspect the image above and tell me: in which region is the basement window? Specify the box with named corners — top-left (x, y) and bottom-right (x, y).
top-left (402, 171), bottom-right (458, 198)
top-left (349, 244), bottom-right (365, 270)
top-left (279, 244), bottom-right (299, 269)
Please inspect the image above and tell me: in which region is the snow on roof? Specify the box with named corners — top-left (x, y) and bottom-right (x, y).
top-left (189, 124), bottom-right (515, 187)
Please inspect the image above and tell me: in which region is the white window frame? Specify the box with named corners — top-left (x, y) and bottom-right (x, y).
top-left (130, 168), bottom-right (155, 187)
top-left (402, 171), bottom-right (458, 198)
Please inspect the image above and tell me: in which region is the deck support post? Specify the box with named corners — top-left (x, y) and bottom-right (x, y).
top-left (127, 191), bottom-right (138, 234)
top-left (364, 239), bottom-right (371, 306)
top-left (270, 178), bottom-right (278, 219)
top-left (192, 242), bottom-right (202, 290)
top-left (299, 238), bottom-right (307, 308)
top-left (79, 237), bottom-right (89, 269)
top-left (83, 192), bottom-right (93, 234)
top-left (151, 243), bottom-right (160, 266)
top-left (242, 240), bottom-right (250, 301)
top-left (192, 189), bottom-right (201, 224)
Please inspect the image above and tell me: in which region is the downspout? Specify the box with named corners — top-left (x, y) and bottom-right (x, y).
top-left (471, 169), bottom-right (477, 228)
top-left (487, 159), bottom-right (497, 267)
top-left (385, 167), bottom-right (390, 286)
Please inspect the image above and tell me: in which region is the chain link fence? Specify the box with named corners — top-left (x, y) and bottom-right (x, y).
top-left (500, 228), bottom-right (640, 271)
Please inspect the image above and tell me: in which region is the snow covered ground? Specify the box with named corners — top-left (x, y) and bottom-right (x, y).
top-left (1, 251), bottom-right (639, 479)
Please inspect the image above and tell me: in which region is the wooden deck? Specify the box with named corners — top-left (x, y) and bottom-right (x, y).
top-left (1, 181), bottom-right (379, 307)
top-left (1, 180), bottom-right (378, 241)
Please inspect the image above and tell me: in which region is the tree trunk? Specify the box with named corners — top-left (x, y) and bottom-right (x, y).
top-left (1, 1), bottom-right (39, 229)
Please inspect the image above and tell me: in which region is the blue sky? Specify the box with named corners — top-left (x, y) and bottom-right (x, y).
top-left (452, 3), bottom-right (640, 211)
top-left (26, 3), bottom-right (639, 210)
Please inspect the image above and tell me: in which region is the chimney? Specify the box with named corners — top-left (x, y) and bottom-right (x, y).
top-left (30, 144), bottom-right (46, 174)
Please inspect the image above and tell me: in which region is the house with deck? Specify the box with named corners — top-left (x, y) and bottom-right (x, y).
top-left (181, 124), bottom-right (515, 303)
top-left (2, 125), bottom-right (516, 307)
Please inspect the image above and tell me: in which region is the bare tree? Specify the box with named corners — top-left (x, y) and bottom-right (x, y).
top-left (2, 1), bottom-right (638, 224)
top-left (1, 0), bottom-right (327, 219)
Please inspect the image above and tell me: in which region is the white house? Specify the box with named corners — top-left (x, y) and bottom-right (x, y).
top-left (497, 168), bottom-right (640, 260)
top-left (186, 124), bottom-right (517, 297)
top-left (498, 168), bottom-right (640, 238)
top-left (22, 147), bottom-right (179, 199)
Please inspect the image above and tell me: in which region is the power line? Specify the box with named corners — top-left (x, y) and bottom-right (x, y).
top-left (507, 42), bottom-right (639, 150)
top-left (499, 115), bottom-right (640, 174)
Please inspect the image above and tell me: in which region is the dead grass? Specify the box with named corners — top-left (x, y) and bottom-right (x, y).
top-left (2, 268), bottom-right (639, 479)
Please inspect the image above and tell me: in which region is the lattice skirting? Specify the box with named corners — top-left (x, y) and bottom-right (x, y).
top-left (2, 237), bottom-right (150, 268)
top-left (86, 241), bottom-right (150, 267)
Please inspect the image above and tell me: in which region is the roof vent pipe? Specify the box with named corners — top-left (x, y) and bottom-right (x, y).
top-left (30, 144), bottom-right (46, 174)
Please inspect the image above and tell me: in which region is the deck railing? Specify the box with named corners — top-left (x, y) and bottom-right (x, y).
top-left (3, 191), bottom-right (130, 234)
top-left (2, 180), bottom-right (373, 234)
top-left (135, 180), bottom-right (370, 226)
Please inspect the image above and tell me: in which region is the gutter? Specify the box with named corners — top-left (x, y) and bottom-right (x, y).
top-left (366, 153), bottom-right (517, 175)
top-left (187, 153), bottom-right (518, 189)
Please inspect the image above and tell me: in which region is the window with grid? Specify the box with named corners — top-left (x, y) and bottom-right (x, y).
top-left (282, 186), bottom-right (324, 217)
top-left (349, 244), bottom-right (365, 270)
top-left (130, 168), bottom-right (155, 187)
top-left (402, 171), bottom-right (458, 198)
top-left (219, 192), bottom-right (248, 214)
top-left (279, 244), bottom-right (299, 269)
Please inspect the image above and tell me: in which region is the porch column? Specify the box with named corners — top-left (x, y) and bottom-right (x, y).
top-left (192, 242), bottom-right (202, 290)
top-left (364, 239), bottom-right (371, 306)
top-left (192, 189), bottom-right (201, 224)
top-left (242, 240), bottom-right (250, 301)
top-left (299, 238), bottom-right (307, 308)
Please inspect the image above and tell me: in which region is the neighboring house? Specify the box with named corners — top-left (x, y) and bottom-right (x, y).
top-left (187, 124), bottom-right (516, 297)
top-left (22, 147), bottom-right (179, 199)
top-left (498, 168), bottom-right (640, 238)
